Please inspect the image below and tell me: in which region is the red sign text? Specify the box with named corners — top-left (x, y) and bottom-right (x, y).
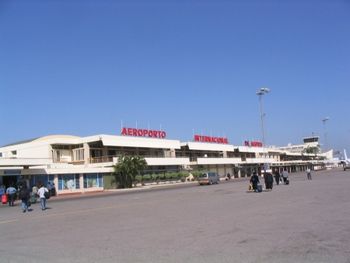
top-left (244, 140), bottom-right (263, 147)
top-left (194, 135), bottom-right (228, 144)
top-left (121, 127), bottom-right (166, 139)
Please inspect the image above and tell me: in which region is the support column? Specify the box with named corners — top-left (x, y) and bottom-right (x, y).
top-left (170, 149), bottom-right (176, 158)
top-left (80, 173), bottom-right (84, 193)
top-left (53, 175), bottom-right (59, 195)
top-left (84, 143), bottom-right (90, 165)
top-left (102, 147), bottom-right (108, 159)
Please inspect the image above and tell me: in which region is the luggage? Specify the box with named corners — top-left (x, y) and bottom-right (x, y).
top-left (248, 183), bottom-right (253, 191)
top-left (1, 194), bottom-right (8, 204)
top-left (257, 184), bottom-right (263, 193)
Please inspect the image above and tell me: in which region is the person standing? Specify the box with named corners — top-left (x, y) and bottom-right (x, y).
top-left (37, 184), bottom-right (49, 211)
top-left (306, 168), bottom-right (312, 180)
top-left (30, 184), bottom-right (39, 204)
top-left (32, 184), bottom-right (38, 196)
top-left (250, 172), bottom-right (260, 192)
top-left (19, 186), bottom-right (30, 213)
top-left (6, 184), bottom-right (17, 206)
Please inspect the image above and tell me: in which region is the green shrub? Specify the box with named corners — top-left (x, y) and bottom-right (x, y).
top-left (164, 173), bottom-right (173, 180)
top-left (178, 172), bottom-right (188, 179)
top-left (142, 174), bottom-right (152, 181)
top-left (192, 170), bottom-right (204, 179)
top-left (151, 174), bottom-right (159, 181)
top-left (135, 175), bottom-right (142, 182)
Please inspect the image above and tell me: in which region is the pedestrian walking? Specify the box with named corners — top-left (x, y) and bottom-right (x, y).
top-left (306, 168), bottom-right (312, 180)
top-left (250, 171), bottom-right (260, 192)
top-left (282, 169), bottom-right (289, 184)
top-left (6, 185), bottom-right (17, 206)
top-left (274, 169), bottom-right (281, 185)
top-left (37, 184), bottom-right (49, 210)
top-left (264, 171), bottom-right (274, 190)
top-left (19, 186), bottom-right (30, 213)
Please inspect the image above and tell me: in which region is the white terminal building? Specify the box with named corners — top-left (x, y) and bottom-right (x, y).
top-left (0, 130), bottom-right (329, 195)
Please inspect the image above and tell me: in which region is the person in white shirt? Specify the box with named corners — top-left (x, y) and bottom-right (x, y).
top-left (282, 169), bottom-right (289, 184)
top-left (37, 184), bottom-right (49, 210)
top-left (6, 185), bottom-right (17, 206)
top-left (306, 168), bottom-right (312, 180)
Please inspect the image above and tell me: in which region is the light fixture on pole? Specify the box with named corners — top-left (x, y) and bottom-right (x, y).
top-left (322, 117), bottom-right (330, 152)
top-left (256, 87), bottom-right (270, 172)
top-left (256, 88), bottom-right (270, 146)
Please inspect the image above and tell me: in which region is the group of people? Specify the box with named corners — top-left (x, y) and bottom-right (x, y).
top-left (249, 168), bottom-right (313, 192)
top-left (1, 182), bottom-right (50, 213)
top-left (249, 169), bottom-right (290, 193)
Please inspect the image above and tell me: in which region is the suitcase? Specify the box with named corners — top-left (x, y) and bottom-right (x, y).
top-left (1, 194), bottom-right (8, 204)
top-left (257, 184), bottom-right (263, 192)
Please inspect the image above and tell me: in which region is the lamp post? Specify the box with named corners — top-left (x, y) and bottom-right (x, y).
top-left (256, 88), bottom-right (270, 147)
top-left (322, 117), bottom-right (330, 152)
top-left (256, 88), bottom-right (270, 172)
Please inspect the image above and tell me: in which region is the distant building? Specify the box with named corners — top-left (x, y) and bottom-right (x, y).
top-left (278, 136), bottom-right (321, 154)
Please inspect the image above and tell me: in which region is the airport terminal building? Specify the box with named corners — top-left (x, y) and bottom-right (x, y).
top-left (0, 129), bottom-right (327, 195)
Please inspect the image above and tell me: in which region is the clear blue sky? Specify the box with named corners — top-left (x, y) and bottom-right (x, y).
top-left (1, 0), bottom-right (349, 152)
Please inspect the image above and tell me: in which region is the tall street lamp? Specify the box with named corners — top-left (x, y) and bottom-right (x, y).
top-left (256, 88), bottom-right (270, 146)
top-left (322, 117), bottom-right (330, 152)
top-left (256, 87), bottom-right (270, 172)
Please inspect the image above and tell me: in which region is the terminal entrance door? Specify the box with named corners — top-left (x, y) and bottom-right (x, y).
top-left (2, 175), bottom-right (18, 188)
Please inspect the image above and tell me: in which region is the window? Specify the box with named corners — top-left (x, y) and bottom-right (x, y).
top-left (108, 150), bottom-right (117, 156)
top-left (30, 175), bottom-right (54, 188)
top-left (58, 174), bottom-right (80, 190)
top-left (0, 152), bottom-right (2, 157)
top-left (73, 149), bottom-right (84, 161)
top-left (83, 173), bottom-right (103, 188)
top-left (11, 150), bottom-right (17, 156)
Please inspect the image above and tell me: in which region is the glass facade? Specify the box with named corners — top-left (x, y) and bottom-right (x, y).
top-left (30, 175), bottom-right (54, 188)
top-left (58, 174), bottom-right (80, 190)
top-left (83, 173), bottom-right (103, 188)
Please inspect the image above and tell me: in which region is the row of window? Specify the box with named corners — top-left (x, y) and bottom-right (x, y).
top-left (0, 151), bottom-right (16, 158)
top-left (58, 173), bottom-right (103, 190)
top-left (29, 174), bottom-right (104, 190)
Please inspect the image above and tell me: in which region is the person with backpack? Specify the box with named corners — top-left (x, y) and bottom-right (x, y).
top-left (37, 184), bottom-right (49, 211)
top-left (19, 186), bottom-right (30, 213)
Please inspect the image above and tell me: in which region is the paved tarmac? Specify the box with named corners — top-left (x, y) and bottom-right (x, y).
top-left (0, 169), bottom-right (350, 263)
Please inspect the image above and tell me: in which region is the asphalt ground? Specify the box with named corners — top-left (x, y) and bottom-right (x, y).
top-left (0, 169), bottom-right (349, 263)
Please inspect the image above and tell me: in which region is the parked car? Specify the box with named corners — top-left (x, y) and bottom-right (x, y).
top-left (198, 172), bottom-right (220, 185)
